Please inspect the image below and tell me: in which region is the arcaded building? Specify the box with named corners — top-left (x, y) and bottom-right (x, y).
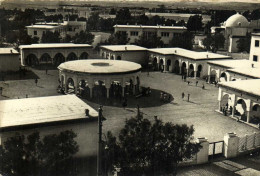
top-left (0, 48), bottom-right (20, 72)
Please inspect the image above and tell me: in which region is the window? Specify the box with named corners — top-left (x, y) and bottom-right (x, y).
top-left (130, 31), bottom-right (139, 36)
top-left (118, 31), bottom-right (127, 35)
top-left (253, 55), bottom-right (258, 62)
top-left (255, 40), bottom-right (259, 47)
top-left (161, 32), bottom-right (169, 37)
top-left (34, 31), bottom-right (37, 35)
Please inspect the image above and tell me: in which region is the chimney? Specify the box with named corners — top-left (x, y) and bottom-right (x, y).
top-left (125, 47), bottom-right (127, 50)
top-left (252, 64), bottom-right (254, 68)
top-left (206, 54), bottom-right (208, 58)
top-left (175, 50), bottom-right (177, 53)
top-left (10, 49), bottom-right (13, 53)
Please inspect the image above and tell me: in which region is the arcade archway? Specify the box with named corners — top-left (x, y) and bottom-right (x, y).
top-left (174, 60), bottom-right (180, 74)
top-left (40, 53), bottom-right (52, 64)
top-left (79, 52), bottom-right (88, 59)
top-left (181, 62), bottom-right (187, 75)
top-left (54, 53), bottom-right (65, 66)
top-left (197, 65), bottom-right (202, 78)
top-left (235, 99), bottom-right (247, 122)
top-left (67, 52), bottom-right (77, 61)
top-left (25, 54), bottom-right (38, 66)
top-left (166, 59), bottom-right (171, 72)
top-left (189, 64), bottom-right (194, 77)
top-left (220, 72), bottom-right (228, 82)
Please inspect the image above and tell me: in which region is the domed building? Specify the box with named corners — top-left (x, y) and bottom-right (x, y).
top-left (223, 13), bottom-right (250, 53)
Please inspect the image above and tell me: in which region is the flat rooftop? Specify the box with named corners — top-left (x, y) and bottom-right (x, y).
top-left (26, 25), bottom-right (62, 29)
top-left (0, 48), bottom-right (19, 55)
top-left (100, 45), bottom-right (147, 52)
top-left (219, 79), bottom-right (260, 97)
top-left (227, 67), bottom-right (260, 79)
top-left (19, 43), bottom-right (92, 49)
top-left (148, 48), bottom-right (231, 60)
top-left (208, 59), bottom-right (260, 69)
top-left (0, 95), bottom-right (98, 129)
top-left (114, 24), bottom-right (187, 30)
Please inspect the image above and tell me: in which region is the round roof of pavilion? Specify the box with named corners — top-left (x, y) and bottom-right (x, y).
top-left (58, 59), bottom-right (142, 75)
top-left (224, 13), bottom-right (249, 28)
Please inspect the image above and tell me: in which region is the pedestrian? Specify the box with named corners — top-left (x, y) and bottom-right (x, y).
top-left (187, 94), bottom-right (190, 102)
top-left (122, 98), bottom-right (127, 109)
top-left (182, 92), bottom-right (185, 100)
top-left (35, 78), bottom-right (38, 86)
top-left (187, 81), bottom-right (190, 85)
top-left (26, 94), bottom-right (28, 98)
top-left (46, 69), bottom-right (48, 74)
top-left (202, 84), bottom-right (205, 89)
top-left (196, 81), bottom-right (198, 86)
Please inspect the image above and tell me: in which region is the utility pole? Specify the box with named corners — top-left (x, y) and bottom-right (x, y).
top-left (97, 106), bottom-right (103, 176)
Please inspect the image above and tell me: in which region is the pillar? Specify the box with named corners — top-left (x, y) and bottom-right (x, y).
top-left (64, 75), bottom-right (68, 93)
top-left (122, 86), bottom-right (125, 97)
top-left (194, 71), bottom-right (197, 79)
top-left (164, 64), bottom-right (167, 72)
top-left (186, 68), bottom-right (189, 77)
top-left (218, 88), bottom-right (223, 111)
top-left (74, 77), bottom-right (78, 94)
top-left (246, 100), bottom-right (252, 123)
top-left (224, 132), bottom-right (239, 158)
top-left (195, 137), bottom-right (209, 164)
top-left (89, 87), bottom-right (93, 98)
top-left (246, 111), bottom-right (251, 123)
top-left (179, 62), bottom-right (182, 75)
top-left (106, 88), bottom-right (110, 98)
top-left (231, 94), bottom-right (236, 117)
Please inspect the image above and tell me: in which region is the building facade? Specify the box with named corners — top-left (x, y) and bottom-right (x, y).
top-left (19, 43), bottom-right (92, 67)
top-left (249, 33), bottom-right (260, 63)
top-left (99, 45), bottom-right (148, 65)
top-left (114, 24), bottom-right (187, 46)
top-left (0, 48), bottom-right (20, 72)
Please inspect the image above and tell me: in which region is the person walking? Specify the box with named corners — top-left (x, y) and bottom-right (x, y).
top-left (35, 78), bottom-right (38, 86)
top-left (202, 83), bottom-right (205, 89)
top-left (187, 81), bottom-right (190, 85)
top-left (196, 81), bottom-right (198, 86)
top-left (182, 92), bottom-right (185, 100)
top-left (187, 94), bottom-right (190, 102)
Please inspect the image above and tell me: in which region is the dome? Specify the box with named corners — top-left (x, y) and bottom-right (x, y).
top-left (225, 13), bottom-right (249, 28)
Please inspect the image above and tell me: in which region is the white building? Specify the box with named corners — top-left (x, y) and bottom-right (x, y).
top-left (0, 95), bottom-right (98, 158)
top-left (249, 33), bottom-right (260, 63)
top-left (99, 45), bottom-right (148, 65)
top-left (26, 21), bottom-right (87, 41)
top-left (0, 48), bottom-right (20, 72)
top-left (114, 24), bottom-right (187, 46)
top-left (148, 47), bottom-right (231, 78)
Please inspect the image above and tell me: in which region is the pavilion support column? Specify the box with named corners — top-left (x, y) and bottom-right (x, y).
top-left (64, 74), bottom-right (68, 93)
top-left (218, 88), bottom-right (223, 112)
top-left (246, 111), bottom-right (251, 123)
top-left (89, 87), bottom-right (93, 99)
top-left (179, 62), bottom-right (182, 74)
top-left (246, 100), bottom-right (252, 123)
top-left (74, 77), bottom-right (78, 94)
top-left (186, 68), bottom-right (189, 77)
top-left (164, 64), bottom-right (167, 72)
top-left (122, 86), bottom-right (125, 97)
top-left (194, 71), bottom-right (197, 79)
top-left (106, 88), bottom-right (110, 98)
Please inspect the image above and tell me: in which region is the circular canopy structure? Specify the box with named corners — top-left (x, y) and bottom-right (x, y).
top-left (58, 59), bottom-right (142, 75)
top-left (58, 59), bottom-right (142, 99)
top-left (224, 13), bottom-right (249, 28)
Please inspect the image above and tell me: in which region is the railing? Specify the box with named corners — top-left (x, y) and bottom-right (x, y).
top-left (238, 132), bottom-right (260, 153)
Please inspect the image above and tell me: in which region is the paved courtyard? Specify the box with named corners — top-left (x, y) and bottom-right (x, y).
top-left (0, 68), bottom-right (258, 142)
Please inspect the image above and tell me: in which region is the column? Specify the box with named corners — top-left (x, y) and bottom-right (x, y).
top-left (106, 87), bottom-right (110, 98)
top-left (88, 81), bottom-right (93, 98)
top-left (218, 88), bottom-right (223, 111)
top-left (246, 100), bottom-right (252, 123)
top-left (186, 68), bottom-right (189, 77)
top-left (64, 74), bottom-right (68, 93)
top-left (195, 137), bottom-right (209, 164)
top-left (207, 65), bottom-right (211, 83)
top-left (74, 77), bottom-right (78, 94)
top-left (179, 62), bottom-right (182, 75)
top-left (122, 87), bottom-right (125, 97)
top-left (231, 94), bottom-right (236, 117)
top-left (105, 84), bottom-right (110, 99)
top-left (194, 71), bottom-right (197, 79)
top-left (224, 132), bottom-right (239, 158)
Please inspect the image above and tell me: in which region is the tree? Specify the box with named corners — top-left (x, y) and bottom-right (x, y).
top-left (0, 130), bottom-right (79, 176)
top-left (41, 31), bottom-right (61, 43)
top-left (103, 32), bottom-right (129, 45)
top-left (187, 15), bottom-right (203, 32)
top-left (134, 33), bottom-right (163, 48)
top-left (237, 33), bottom-right (251, 53)
top-left (104, 114), bottom-right (201, 176)
top-left (202, 33), bottom-right (225, 53)
top-left (87, 12), bottom-right (100, 31)
top-left (72, 30), bottom-right (94, 44)
top-left (18, 29), bottom-right (39, 45)
top-left (169, 31), bottom-right (194, 50)
top-left (115, 8), bottom-right (132, 24)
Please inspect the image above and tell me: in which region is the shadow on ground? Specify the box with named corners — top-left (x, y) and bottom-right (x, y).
top-left (80, 88), bottom-right (175, 108)
top-left (0, 70), bottom-right (39, 81)
top-left (32, 64), bottom-right (58, 70)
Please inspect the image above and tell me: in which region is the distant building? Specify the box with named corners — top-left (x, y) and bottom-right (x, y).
top-left (19, 43), bottom-right (92, 66)
top-left (249, 33), bottom-right (260, 63)
top-left (0, 48), bottom-right (20, 72)
top-left (148, 47), bottom-right (231, 78)
top-left (99, 45), bottom-right (148, 65)
top-left (26, 20), bottom-right (87, 41)
top-left (0, 95), bottom-right (98, 158)
top-left (114, 24), bottom-right (187, 46)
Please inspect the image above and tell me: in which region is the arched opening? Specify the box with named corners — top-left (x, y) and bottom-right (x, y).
top-left (93, 80), bottom-right (106, 98)
top-left (110, 81), bottom-right (122, 98)
top-left (220, 94), bottom-right (230, 110)
top-left (152, 57), bottom-right (158, 71)
top-left (159, 59), bottom-right (164, 72)
top-left (54, 53), bottom-right (65, 66)
top-left (189, 64), bottom-right (194, 77)
top-left (40, 53), bottom-right (52, 64)
top-left (67, 78), bottom-right (75, 93)
top-left (166, 59), bottom-right (171, 72)
top-left (197, 65), bottom-right (202, 78)
top-left (251, 104), bottom-right (260, 124)
top-left (235, 99), bottom-right (247, 122)
top-left (79, 52), bottom-right (88, 59)
top-left (174, 60), bottom-right (180, 74)
top-left (78, 80), bottom-right (91, 98)
top-left (181, 62), bottom-right (187, 75)
top-left (67, 52), bottom-right (77, 61)
top-left (210, 70), bottom-right (217, 83)
top-left (116, 56), bottom-right (121, 60)
top-left (25, 54), bottom-right (38, 66)
top-left (111, 55), bottom-right (114, 60)
top-left (220, 72), bottom-right (228, 82)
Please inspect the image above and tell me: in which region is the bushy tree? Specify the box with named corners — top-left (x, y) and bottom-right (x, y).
top-left (237, 33), bottom-right (251, 53)
top-left (115, 8), bottom-right (132, 24)
top-left (203, 33), bottom-right (225, 53)
top-left (104, 32), bottom-right (129, 45)
top-left (169, 31), bottom-right (194, 50)
top-left (104, 114), bottom-right (201, 176)
top-left (134, 34), bottom-right (163, 48)
top-left (87, 12), bottom-right (100, 31)
top-left (187, 15), bottom-right (203, 32)
top-left (0, 130), bottom-right (79, 176)
top-left (41, 31), bottom-right (61, 43)
top-left (72, 30), bottom-right (94, 44)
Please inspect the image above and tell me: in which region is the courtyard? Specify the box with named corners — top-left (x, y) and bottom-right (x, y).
top-left (0, 68), bottom-right (258, 142)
